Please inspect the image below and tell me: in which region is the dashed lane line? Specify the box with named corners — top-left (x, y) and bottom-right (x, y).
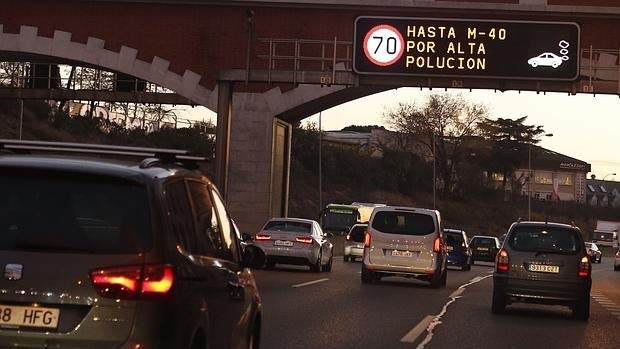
top-left (291, 278), bottom-right (330, 288)
top-left (400, 316), bottom-right (434, 343)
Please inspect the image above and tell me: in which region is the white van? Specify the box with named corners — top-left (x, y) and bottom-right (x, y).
top-left (362, 206), bottom-right (447, 288)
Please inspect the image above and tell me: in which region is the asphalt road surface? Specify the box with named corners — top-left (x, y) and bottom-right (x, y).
top-left (253, 257), bottom-right (619, 349)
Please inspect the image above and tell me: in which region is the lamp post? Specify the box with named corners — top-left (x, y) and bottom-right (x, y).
top-left (602, 173), bottom-right (616, 181)
top-left (528, 133), bottom-right (553, 221)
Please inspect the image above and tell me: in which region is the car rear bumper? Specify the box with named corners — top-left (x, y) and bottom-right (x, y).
top-left (362, 255), bottom-right (439, 277)
top-left (493, 274), bottom-right (591, 305)
top-left (447, 253), bottom-right (469, 266)
top-left (344, 245), bottom-right (364, 257)
top-left (255, 244), bottom-right (318, 265)
top-left (472, 252), bottom-right (495, 262)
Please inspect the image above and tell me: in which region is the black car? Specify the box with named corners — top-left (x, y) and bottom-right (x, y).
top-left (0, 139), bottom-right (264, 348)
top-left (492, 221), bottom-right (591, 320)
top-left (470, 235), bottom-right (501, 263)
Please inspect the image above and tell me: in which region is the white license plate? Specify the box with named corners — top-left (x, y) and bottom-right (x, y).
top-left (274, 240), bottom-right (293, 247)
top-left (477, 247), bottom-right (489, 251)
top-left (0, 304), bottom-right (60, 329)
top-left (528, 264), bottom-right (560, 273)
top-left (447, 246), bottom-right (454, 252)
top-left (391, 250), bottom-right (414, 257)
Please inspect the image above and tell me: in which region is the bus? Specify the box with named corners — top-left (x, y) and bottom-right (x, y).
top-left (320, 204), bottom-right (361, 236)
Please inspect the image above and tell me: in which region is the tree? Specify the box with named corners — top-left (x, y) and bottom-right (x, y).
top-left (383, 93), bottom-right (488, 196)
top-left (477, 116), bottom-right (546, 201)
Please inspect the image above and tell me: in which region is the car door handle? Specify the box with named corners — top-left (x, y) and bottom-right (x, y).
top-left (227, 280), bottom-right (245, 301)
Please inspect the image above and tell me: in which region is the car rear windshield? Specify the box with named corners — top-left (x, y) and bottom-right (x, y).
top-left (371, 211), bottom-right (435, 236)
top-left (445, 232), bottom-right (465, 245)
top-left (508, 226), bottom-right (581, 255)
top-left (349, 225), bottom-right (367, 242)
top-left (471, 237), bottom-right (496, 247)
top-left (0, 170), bottom-right (152, 254)
top-left (264, 221), bottom-right (311, 234)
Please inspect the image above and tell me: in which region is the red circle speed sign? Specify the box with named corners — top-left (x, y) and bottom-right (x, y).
top-left (363, 24), bottom-right (404, 66)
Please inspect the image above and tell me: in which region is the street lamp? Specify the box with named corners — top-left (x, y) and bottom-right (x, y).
top-left (602, 173), bottom-right (616, 181)
top-left (528, 133), bottom-right (553, 221)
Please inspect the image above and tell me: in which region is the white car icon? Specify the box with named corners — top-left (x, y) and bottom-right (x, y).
top-left (528, 52), bottom-right (564, 68)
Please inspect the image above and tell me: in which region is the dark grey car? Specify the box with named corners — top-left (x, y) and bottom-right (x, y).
top-left (0, 140), bottom-right (263, 348)
top-left (492, 221), bottom-right (591, 320)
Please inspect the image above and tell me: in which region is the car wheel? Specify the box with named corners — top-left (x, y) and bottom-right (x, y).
top-left (361, 264), bottom-right (376, 284)
top-left (491, 288), bottom-right (506, 314)
top-left (552, 62), bottom-right (559, 68)
top-left (322, 255), bottom-right (333, 272)
top-left (430, 270), bottom-right (445, 288)
top-left (572, 296), bottom-right (590, 321)
top-left (265, 261), bottom-right (275, 269)
top-left (531, 62), bottom-right (538, 67)
top-left (441, 268), bottom-right (447, 286)
top-left (310, 253), bottom-right (322, 273)
top-left (343, 255), bottom-right (350, 262)
top-left (598, 256), bottom-right (602, 264)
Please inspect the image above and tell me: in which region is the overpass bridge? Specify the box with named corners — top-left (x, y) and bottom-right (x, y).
top-left (1, 0), bottom-right (620, 232)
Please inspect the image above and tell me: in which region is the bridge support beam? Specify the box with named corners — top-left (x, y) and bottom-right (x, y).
top-left (226, 92), bottom-right (292, 233)
top-left (215, 81), bottom-right (233, 198)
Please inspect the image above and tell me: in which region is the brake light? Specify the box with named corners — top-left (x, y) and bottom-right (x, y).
top-left (433, 237), bottom-right (441, 253)
top-left (346, 234), bottom-right (351, 241)
top-left (296, 236), bottom-right (313, 244)
top-left (90, 264), bottom-right (174, 300)
top-left (496, 249), bottom-right (509, 272)
top-left (578, 256), bottom-right (590, 278)
top-left (364, 232), bottom-right (371, 247)
top-left (255, 233), bottom-right (271, 241)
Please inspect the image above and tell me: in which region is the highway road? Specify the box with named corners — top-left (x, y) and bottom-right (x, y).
top-left (253, 257), bottom-right (619, 349)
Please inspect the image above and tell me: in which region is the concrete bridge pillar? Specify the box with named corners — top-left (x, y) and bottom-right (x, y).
top-left (224, 92), bottom-right (292, 234)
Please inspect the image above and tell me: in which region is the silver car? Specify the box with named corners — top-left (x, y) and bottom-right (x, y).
top-left (344, 224), bottom-right (367, 262)
top-left (362, 206), bottom-right (447, 288)
top-left (254, 217), bottom-right (333, 272)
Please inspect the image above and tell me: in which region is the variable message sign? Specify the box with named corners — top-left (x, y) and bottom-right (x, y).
top-left (354, 16), bottom-right (580, 81)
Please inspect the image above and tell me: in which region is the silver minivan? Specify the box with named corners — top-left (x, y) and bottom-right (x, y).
top-left (361, 206), bottom-right (447, 288)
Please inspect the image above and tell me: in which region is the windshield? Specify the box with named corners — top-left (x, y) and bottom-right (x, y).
top-left (445, 232), bottom-right (465, 246)
top-left (348, 225), bottom-right (367, 242)
top-left (508, 226), bottom-right (581, 254)
top-left (322, 209), bottom-right (358, 231)
top-left (263, 220), bottom-right (311, 234)
top-left (0, 170), bottom-right (152, 254)
top-left (371, 211), bottom-right (435, 236)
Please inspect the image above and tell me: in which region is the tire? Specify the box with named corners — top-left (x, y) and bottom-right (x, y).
top-left (265, 261), bottom-right (275, 269)
top-left (572, 296), bottom-right (590, 321)
top-left (441, 268), bottom-right (448, 286)
top-left (322, 255), bottom-right (333, 272)
top-left (310, 253), bottom-right (322, 273)
top-left (343, 255), bottom-right (350, 263)
top-left (491, 288), bottom-right (506, 314)
top-left (615, 264), bottom-right (620, 271)
top-left (361, 264), bottom-right (375, 284)
top-left (430, 269), bottom-right (445, 288)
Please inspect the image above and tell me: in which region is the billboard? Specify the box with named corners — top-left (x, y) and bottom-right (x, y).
top-left (353, 16), bottom-right (580, 81)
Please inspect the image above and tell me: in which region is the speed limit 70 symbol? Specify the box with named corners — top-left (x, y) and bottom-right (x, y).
top-left (363, 24), bottom-right (404, 67)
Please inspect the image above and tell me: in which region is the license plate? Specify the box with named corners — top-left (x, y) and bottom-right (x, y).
top-left (477, 247), bottom-right (489, 251)
top-left (528, 264), bottom-right (560, 273)
top-left (391, 250), bottom-right (413, 257)
top-left (447, 246), bottom-right (454, 252)
top-left (274, 240), bottom-right (293, 247)
top-left (0, 304), bottom-right (60, 329)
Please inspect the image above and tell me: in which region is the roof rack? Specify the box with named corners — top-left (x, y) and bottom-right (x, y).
top-left (0, 139), bottom-right (208, 169)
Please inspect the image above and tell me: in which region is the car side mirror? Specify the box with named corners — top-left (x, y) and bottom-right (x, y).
top-left (242, 245), bottom-right (266, 269)
top-left (242, 233), bottom-right (253, 242)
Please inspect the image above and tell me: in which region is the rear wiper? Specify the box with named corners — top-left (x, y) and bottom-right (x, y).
top-left (534, 248), bottom-right (560, 256)
top-left (14, 242), bottom-right (95, 254)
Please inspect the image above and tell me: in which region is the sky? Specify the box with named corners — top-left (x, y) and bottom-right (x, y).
top-left (183, 88), bottom-right (620, 180)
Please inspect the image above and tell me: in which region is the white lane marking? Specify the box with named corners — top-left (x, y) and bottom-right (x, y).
top-left (415, 274), bottom-right (493, 349)
top-left (291, 278), bottom-right (329, 288)
top-left (400, 315), bottom-right (434, 343)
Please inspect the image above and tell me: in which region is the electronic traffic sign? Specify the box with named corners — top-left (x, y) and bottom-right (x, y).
top-left (354, 16), bottom-right (580, 81)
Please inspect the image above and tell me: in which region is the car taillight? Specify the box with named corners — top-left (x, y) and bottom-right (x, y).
top-left (346, 234), bottom-right (351, 241)
top-left (578, 256), bottom-right (590, 278)
top-left (296, 236), bottom-right (313, 244)
top-left (496, 249), bottom-right (509, 272)
top-left (90, 264), bottom-right (174, 300)
top-left (433, 237), bottom-right (441, 253)
top-left (255, 233), bottom-right (271, 241)
top-left (364, 232), bottom-right (371, 247)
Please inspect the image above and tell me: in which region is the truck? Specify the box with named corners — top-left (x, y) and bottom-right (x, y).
top-left (592, 219), bottom-right (620, 248)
